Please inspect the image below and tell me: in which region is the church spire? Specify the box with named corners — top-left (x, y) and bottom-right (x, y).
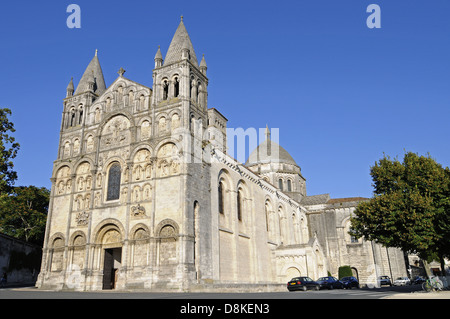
top-left (164, 16), bottom-right (198, 66)
top-left (265, 125), bottom-right (271, 140)
top-left (154, 45), bottom-right (163, 68)
top-left (66, 77), bottom-right (74, 97)
top-left (265, 125), bottom-right (271, 156)
top-left (74, 50), bottom-right (106, 96)
top-left (200, 54), bottom-right (207, 75)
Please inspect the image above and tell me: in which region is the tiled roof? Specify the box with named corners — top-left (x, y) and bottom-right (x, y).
top-left (327, 197), bottom-right (368, 204)
top-left (164, 19), bottom-right (198, 66)
top-left (74, 53), bottom-right (106, 96)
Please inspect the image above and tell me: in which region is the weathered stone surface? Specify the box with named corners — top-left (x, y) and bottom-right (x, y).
top-left (36, 19), bottom-right (406, 292)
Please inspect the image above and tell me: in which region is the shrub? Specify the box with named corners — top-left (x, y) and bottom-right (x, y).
top-left (338, 265), bottom-right (353, 279)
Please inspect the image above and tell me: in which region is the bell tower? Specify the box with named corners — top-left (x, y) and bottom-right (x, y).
top-left (150, 17), bottom-right (214, 284)
top-left (61, 50), bottom-right (106, 131)
top-left (152, 16), bottom-right (208, 137)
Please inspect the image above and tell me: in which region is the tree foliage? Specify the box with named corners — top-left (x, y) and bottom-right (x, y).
top-left (0, 108), bottom-right (20, 193)
top-left (350, 152), bottom-right (450, 271)
top-left (0, 186), bottom-right (50, 245)
top-left (0, 108), bottom-right (49, 246)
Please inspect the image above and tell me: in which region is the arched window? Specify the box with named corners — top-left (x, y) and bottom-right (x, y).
top-left (278, 178), bottom-right (283, 191)
top-left (190, 114), bottom-right (195, 131)
top-left (287, 179), bottom-right (292, 192)
top-left (174, 77), bottom-right (180, 97)
top-left (197, 82), bottom-right (202, 105)
top-left (117, 86), bottom-right (123, 101)
top-left (350, 227), bottom-right (359, 243)
top-left (50, 237), bottom-right (65, 272)
top-left (218, 181), bottom-right (224, 214)
top-left (139, 95), bottom-right (145, 110)
top-left (128, 91), bottom-right (134, 105)
top-left (344, 220), bottom-right (358, 243)
top-left (237, 188), bottom-right (243, 221)
top-left (163, 80), bottom-right (169, 100)
top-left (70, 109), bottom-right (76, 127)
top-left (106, 163), bottom-right (121, 201)
top-left (78, 106), bottom-right (83, 125)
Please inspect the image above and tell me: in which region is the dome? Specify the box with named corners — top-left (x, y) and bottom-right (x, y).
top-left (245, 139), bottom-right (298, 167)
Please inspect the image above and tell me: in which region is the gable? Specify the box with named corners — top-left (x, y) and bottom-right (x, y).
top-left (87, 76), bottom-right (153, 126)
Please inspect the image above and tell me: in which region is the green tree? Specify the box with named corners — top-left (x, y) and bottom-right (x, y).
top-left (0, 108), bottom-right (20, 193)
top-left (0, 108), bottom-right (49, 246)
top-left (0, 186), bottom-right (50, 245)
top-left (350, 152), bottom-right (450, 273)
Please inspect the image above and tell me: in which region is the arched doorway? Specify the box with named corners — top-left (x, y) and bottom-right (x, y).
top-left (103, 247), bottom-right (122, 289)
top-left (351, 267), bottom-right (359, 282)
top-left (285, 267), bottom-right (301, 282)
top-left (97, 225), bottom-right (123, 290)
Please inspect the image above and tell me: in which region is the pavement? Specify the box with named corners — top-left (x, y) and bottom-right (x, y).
top-left (384, 290), bottom-right (450, 299)
top-left (0, 282), bottom-right (35, 289)
top-left (2, 282), bottom-right (450, 299)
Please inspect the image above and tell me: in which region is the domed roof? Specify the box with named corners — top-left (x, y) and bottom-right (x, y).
top-left (246, 139), bottom-right (298, 167)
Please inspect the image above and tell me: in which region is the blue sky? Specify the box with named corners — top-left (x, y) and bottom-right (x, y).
top-left (0, 0), bottom-right (449, 199)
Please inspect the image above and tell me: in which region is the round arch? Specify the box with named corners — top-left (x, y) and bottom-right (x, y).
top-left (92, 219), bottom-right (125, 246)
top-left (155, 219), bottom-right (180, 238)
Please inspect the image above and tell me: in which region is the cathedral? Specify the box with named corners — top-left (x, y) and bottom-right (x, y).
top-left (36, 18), bottom-right (407, 291)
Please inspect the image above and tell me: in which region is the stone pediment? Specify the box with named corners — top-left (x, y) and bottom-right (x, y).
top-left (100, 72), bottom-right (152, 99)
top-left (89, 74), bottom-right (152, 123)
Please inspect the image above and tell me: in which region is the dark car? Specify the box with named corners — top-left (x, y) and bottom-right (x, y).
top-left (340, 276), bottom-right (360, 289)
top-left (287, 276), bottom-right (320, 291)
top-left (412, 276), bottom-right (426, 285)
top-left (316, 276), bottom-right (344, 290)
top-left (378, 276), bottom-right (392, 286)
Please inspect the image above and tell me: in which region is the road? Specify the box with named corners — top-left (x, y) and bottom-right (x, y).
top-left (0, 284), bottom-right (426, 299)
top-left (1, 285), bottom-right (446, 318)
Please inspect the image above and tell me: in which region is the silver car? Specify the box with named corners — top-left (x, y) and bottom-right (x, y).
top-left (393, 277), bottom-right (411, 286)
top-left (378, 276), bottom-right (392, 286)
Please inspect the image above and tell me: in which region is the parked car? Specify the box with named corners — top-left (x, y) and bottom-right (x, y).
top-left (287, 276), bottom-right (320, 291)
top-left (378, 276), bottom-right (392, 286)
top-left (393, 277), bottom-right (411, 286)
top-left (411, 276), bottom-right (426, 285)
top-left (316, 276), bottom-right (344, 290)
top-left (340, 276), bottom-right (360, 289)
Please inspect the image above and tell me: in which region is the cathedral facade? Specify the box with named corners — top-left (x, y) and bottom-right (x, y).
top-left (36, 18), bottom-right (406, 291)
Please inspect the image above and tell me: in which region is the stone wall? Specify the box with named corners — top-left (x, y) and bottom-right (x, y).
top-left (0, 233), bottom-right (41, 285)
top-left (305, 199), bottom-right (407, 285)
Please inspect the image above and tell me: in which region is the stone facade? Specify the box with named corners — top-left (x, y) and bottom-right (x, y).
top-left (36, 18), bottom-right (406, 291)
top-left (304, 196), bottom-right (407, 285)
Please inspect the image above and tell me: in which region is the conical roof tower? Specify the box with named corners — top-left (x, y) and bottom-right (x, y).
top-left (74, 50), bottom-right (106, 96)
top-left (164, 16), bottom-right (198, 66)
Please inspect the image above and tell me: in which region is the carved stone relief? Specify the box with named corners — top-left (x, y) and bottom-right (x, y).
top-left (140, 121), bottom-right (151, 140)
top-left (55, 166), bottom-right (71, 195)
top-left (86, 135), bottom-right (95, 152)
top-left (100, 115), bottom-right (131, 150)
top-left (75, 211), bottom-right (90, 226)
top-left (102, 229), bottom-right (121, 245)
top-left (131, 204), bottom-right (146, 217)
top-left (156, 143), bottom-right (180, 177)
top-left (73, 139), bottom-right (80, 156)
